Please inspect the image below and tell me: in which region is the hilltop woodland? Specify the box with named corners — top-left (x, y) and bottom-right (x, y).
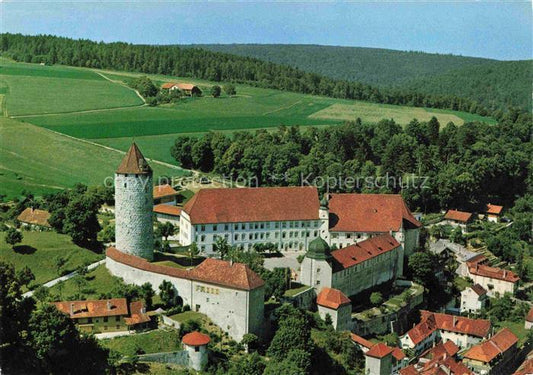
top-left (0, 33), bottom-right (511, 118)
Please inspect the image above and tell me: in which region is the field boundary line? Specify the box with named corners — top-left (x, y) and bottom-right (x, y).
top-left (10, 103), bottom-right (146, 119)
top-left (262, 100), bottom-right (302, 116)
top-left (37, 125), bottom-right (186, 172)
top-left (94, 71), bottom-right (146, 104)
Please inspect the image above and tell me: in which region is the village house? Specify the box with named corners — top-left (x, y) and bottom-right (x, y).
top-left (364, 342), bottom-right (407, 375)
top-left (466, 263), bottom-right (520, 297)
top-left (351, 333), bottom-right (375, 353)
top-left (400, 311), bottom-right (491, 354)
top-left (525, 307), bottom-right (533, 330)
top-left (16, 207), bottom-right (51, 230)
top-left (325, 193), bottom-right (421, 256)
top-left (316, 287), bottom-right (352, 331)
top-left (485, 203), bottom-right (504, 223)
top-left (153, 184), bottom-right (179, 205)
top-left (53, 298), bottom-right (150, 334)
top-left (300, 234), bottom-right (404, 299)
top-left (463, 328), bottom-right (518, 374)
top-left (460, 284), bottom-right (488, 314)
top-left (161, 82), bottom-right (201, 96)
top-left (442, 209), bottom-right (473, 230)
top-left (399, 340), bottom-right (473, 375)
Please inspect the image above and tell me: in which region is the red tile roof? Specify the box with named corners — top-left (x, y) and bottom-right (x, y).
top-left (177, 83), bottom-right (197, 91)
top-left (330, 234), bottom-right (400, 271)
top-left (54, 298), bottom-right (128, 318)
top-left (182, 331), bottom-right (210, 346)
top-left (328, 193), bottom-right (421, 232)
top-left (463, 328), bottom-right (518, 363)
top-left (161, 82), bottom-right (178, 89)
top-left (407, 311), bottom-right (490, 345)
top-left (468, 264), bottom-right (520, 283)
top-left (124, 301), bottom-right (150, 325)
top-left (392, 347), bottom-right (406, 361)
top-left (183, 187), bottom-right (319, 224)
top-left (444, 210), bottom-right (472, 223)
top-left (17, 207), bottom-right (51, 227)
top-left (153, 184), bottom-right (179, 199)
top-left (527, 307), bottom-right (533, 323)
top-left (514, 349), bottom-right (533, 375)
top-left (317, 287), bottom-right (351, 309)
top-left (366, 343), bottom-right (394, 359)
top-left (153, 204), bottom-right (182, 216)
top-left (465, 254), bottom-right (488, 267)
top-left (350, 333), bottom-right (375, 350)
top-left (486, 204), bottom-right (503, 215)
top-left (400, 365), bottom-right (419, 375)
top-left (116, 143), bottom-right (152, 175)
top-left (421, 310), bottom-right (491, 338)
top-left (470, 284), bottom-right (488, 296)
top-left (106, 247), bottom-right (264, 290)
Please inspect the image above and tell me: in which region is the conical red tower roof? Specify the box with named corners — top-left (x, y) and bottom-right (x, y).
top-left (116, 143), bottom-right (152, 174)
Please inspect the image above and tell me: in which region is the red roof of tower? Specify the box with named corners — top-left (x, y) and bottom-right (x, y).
top-left (116, 143), bottom-right (152, 175)
top-left (366, 343), bottom-right (394, 359)
top-left (182, 331), bottom-right (210, 346)
top-left (328, 193), bottom-right (421, 232)
top-left (316, 287), bottom-right (351, 309)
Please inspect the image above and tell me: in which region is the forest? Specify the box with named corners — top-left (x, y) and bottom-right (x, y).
top-left (0, 33), bottom-right (503, 117)
top-left (197, 44), bottom-right (532, 111)
top-left (171, 111), bottom-right (532, 214)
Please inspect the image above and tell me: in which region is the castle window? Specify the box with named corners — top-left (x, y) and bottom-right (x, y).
top-left (124, 183), bottom-right (127, 188)
top-left (241, 224), bottom-right (246, 230)
top-left (275, 222), bottom-right (280, 229)
top-left (213, 225), bottom-right (218, 231)
top-left (234, 224), bottom-right (239, 230)
top-left (201, 225), bottom-right (205, 232)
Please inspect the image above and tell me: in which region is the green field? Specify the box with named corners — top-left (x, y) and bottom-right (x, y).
top-left (100, 329), bottom-right (182, 357)
top-left (0, 60), bottom-right (143, 116)
top-left (48, 264), bottom-right (118, 299)
top-left (0, 231), bottom-right (103, 288)
top-left (0, 117), bottom-right (183, 199)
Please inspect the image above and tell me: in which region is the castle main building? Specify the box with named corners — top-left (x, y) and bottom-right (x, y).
top-left (106, 144), bottom-right (264, 341)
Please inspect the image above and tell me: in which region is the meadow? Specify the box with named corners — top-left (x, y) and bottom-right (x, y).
top-left (0, 231), bottom-right (103, 288)
top-left (0, 60), bottom-right (142, 116)
top-left (0, 117), bottom-right (182, 199)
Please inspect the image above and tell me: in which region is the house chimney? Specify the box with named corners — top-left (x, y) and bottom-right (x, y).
top-left (453, 316), bottom-right (457, 326)
top-left (70, 303), bottom-right (74, 316)
top-left (107, 300), bottom-right (112, 310)
top-left (503, 270), bottom-right (507, 278)
top-left (230, 259), bottom-right (233, 266)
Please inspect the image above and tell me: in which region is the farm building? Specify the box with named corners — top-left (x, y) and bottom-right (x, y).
top-left (17, 207), bottom-right (51, 229)
top-left (485, 203), bottom-right (504, 223)
top-left (161, 82), bottom-right (201, 96)
top-left (443, 209), bottom-right (473, 229)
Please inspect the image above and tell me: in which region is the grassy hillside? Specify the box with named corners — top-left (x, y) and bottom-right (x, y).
top-left (0, 116), bottom-right (182, 199)
top-left (0, 59), bottom-right (142, 116)
top-left (196, 44), bottom-right (531, 111)
top-left (11, 67), bottom-right (494, 165)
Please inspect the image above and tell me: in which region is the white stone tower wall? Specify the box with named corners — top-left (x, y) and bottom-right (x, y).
top-left (185, 344), bottom-right (208, 371)
top-left (115, 173), bottom-right (154, 260)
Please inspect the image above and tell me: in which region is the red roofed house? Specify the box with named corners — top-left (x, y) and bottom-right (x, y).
top-left (400, 340), bottom-right (474, 375)
top-left (514, 348), bottom-right (533, 375)
top-left (161, 82), bottom-right (201, 96)
top-left (300, 234), bottom-right (404, 300)
top-left (182, 331), bottom-right (210, 371)
top-left (365, 343), bottom-right (407, 375)
top-left (53, 298), bottom-right (150, 334)
top-left (326, 193), bottom-right (422, 256)
top-left (153, 184), bottom-right (179, 205)
top-left (463, 328), bottom-right (518, 374)
top-left (443, 209), bottom-right (473, 230)
top-left (460, 284), bottom-right (488, 314)
top-left (17, 207), bottom-right (51, 230)
top-left (485, 203), bottom-right (504, 223)
top-left (525, 307), bottom-right (533, 330)
top-left (153, 204), bottom-right (181, 238)
top-left (179, 186), bottom-right (322, 254)
top-left (316, 287), bottom-right (352, 331)
top-left (400, 311), bottom-right (491, 354)
top-left (351, 333), bottom-right (375, 353)
top-left (466, 263), bottom-right (520, 297)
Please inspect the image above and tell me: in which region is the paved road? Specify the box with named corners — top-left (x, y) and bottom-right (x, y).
top-left (263, 251), bottom-right (302, 272)
top-left (23, 259), bottom-right (106, 298)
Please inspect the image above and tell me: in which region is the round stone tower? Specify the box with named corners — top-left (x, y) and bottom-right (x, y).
top-left (182, 331), bottom-right (210, 371)
top-left (114, 142), bottom-right (154, 261)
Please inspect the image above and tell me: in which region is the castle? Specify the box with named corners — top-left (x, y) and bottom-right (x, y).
top-left (106, 143), bottom-right (264, 341)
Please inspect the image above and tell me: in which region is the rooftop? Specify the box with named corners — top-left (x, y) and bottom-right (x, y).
top-left (330, 234), bottom-right (400, 271)
top-left (124, 300), bottom-right (150, 325)
top-left (444, 209), bottom-right (472, 223)
top-left (469, 284), bottom-right (488, 296)
top-left (116, 142), bottom-right (152, 175)
top-left (17, 207), bottom-right (51, 227)
top-left (153, 204), bottom-right (182, 216)
top-left (316, 287), bottom-right (351, 310)
top-left (365, 343), bottom-right (394, 359)
top-left (153, 184), bottom-right (179, 199)
top-left (486, 204), bottom-right (503, 215)
top-left (468, 264), bottom-right (520, 283)
top-left (106, 247), bottom-right (264, 291)
top-left (182, 331), bottom-right (210, 346)
top-left (526, 307), bottom-right (533, 323)
top-left (183, 186), bottom-right (319, 224)
top-left (350, 333), bottom-right (375, 350)
top-left (54, 298), bottom-right (129, 318)
top-left (463, 328), bottom-right (518, 363)
top-left (328, 193), bottom-right (421, 232)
